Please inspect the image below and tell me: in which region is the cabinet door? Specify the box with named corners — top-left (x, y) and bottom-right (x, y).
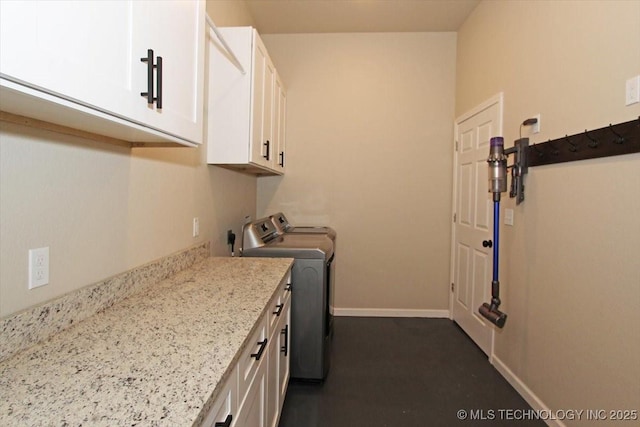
top-left (274, 73), bottom-right (287, 174)
top-left (131, 0), bottom-right (204, 144)
top-left (235, 359), bottom-right (267, 427)
top-left (250, 34), bottom-right (268, 169)
top-left (266, 326), bottom-right (280, 427)
top-left (201, 368), bottom-right (237, 427)
top-left (278, 301), bottom-right (291, 406)
top-left (262, 56), bottom-right (276, 169)
top-left (238, 316), bottom-right (268, 402)
top-left (0, 0), bottom-right (138, 118)
top-left (0, 0), bottom-right (204, 145)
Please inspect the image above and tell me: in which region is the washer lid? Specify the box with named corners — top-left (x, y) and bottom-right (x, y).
top-left (243, 234), bottom-right (334, 260)
top-left (269, 212), bottom-right (336, 240)
top-left (287, 226), bottom-right (336, 241)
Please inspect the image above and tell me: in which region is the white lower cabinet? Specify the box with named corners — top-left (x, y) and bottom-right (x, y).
top-left (276, 301), bottom-right (291, 411)
top-left (202, 272), bottom-right (291, 427)
top-left (267, 288), bottom-right (291, 427)
top-left (235, 360), bottom-right (267, 427)
top-left (201, 366), bottom-right (237, 427)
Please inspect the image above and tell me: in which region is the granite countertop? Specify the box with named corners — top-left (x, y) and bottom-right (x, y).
top-left (0, 256), bottom-right (294, 426)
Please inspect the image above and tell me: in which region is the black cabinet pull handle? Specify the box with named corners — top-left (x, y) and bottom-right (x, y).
top-left (263, 140), bottom-right (270, 160)
top-left (482, 240), bottom-right (493, 248)
top-left (285, 284), bottom-right (292, 292)
top-left (279, 151), bottom-right (285, 167)
top-left (140, 49), bottom-right (154, 104)
top-left (251, 338), bottom-right (268, 361)
top-left (281, 324), bottom-right (289, 356)
top-left (215, 414), bottom-right (233, 427)
top-left (273, 303), bottom-right (284, 316)
top-left (156, 56), bottom-right (163, 109)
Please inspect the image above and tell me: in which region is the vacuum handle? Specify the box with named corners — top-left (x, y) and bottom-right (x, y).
top-left (482, 240), bottom-right (493, 248)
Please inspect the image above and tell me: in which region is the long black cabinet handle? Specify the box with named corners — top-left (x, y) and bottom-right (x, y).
top-left (140, 49), bottom-right (154, 104)
top-left (281, 325), bottom-right (289, 356)
top-left (273, 303), bottom-right (284, 316)
top-left (251, 338), bottom-right (268, 361)
top-left (215, 414), bottom-right (233, 427)
top-left (263, 140), bottom-right (270, 160)
top-left (156, 56), bottom-right (163, 109)
top-left (279, 151), bottom-right (285, 167)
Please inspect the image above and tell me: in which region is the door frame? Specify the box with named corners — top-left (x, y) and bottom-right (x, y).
top-left (449, 92), bottom-right (503, 362)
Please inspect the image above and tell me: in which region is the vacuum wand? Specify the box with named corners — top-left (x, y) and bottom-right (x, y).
top-left (479, 137), bottom-right (508, 328)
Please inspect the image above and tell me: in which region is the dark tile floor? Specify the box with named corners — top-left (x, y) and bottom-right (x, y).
top-left (279, 317), bottom-right (545, 427)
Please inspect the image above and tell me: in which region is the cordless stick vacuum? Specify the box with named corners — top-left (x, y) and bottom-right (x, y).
top-left (479, 136), bottom-right (508, 328)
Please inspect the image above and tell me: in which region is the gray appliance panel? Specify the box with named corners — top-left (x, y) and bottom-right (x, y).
top-left (289, 258), bottom-right (332, 380)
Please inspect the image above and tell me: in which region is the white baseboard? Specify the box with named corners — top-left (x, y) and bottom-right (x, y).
top-left (332, 308), bottom-right (450, 318)
top-left (492, 356), bottom-right (563, 427)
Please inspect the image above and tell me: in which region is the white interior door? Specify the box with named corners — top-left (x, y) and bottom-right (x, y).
top-left (450, 94), bottom-right (503, 356)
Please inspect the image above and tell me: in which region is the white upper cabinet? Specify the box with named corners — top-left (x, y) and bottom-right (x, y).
top-left (274, 73), bottom-right (287, 173)
top-left (0, 0), bottom-right (205, 146)
top-left (206, 26), bottom-right (286, 175)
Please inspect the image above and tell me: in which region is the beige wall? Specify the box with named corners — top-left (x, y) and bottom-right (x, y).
top-left (258, 32), bottom-right (457, 312)
top-left (0, 1), bottom-right (257, 317)
top-left (457, 0), bottom-right (640, 422)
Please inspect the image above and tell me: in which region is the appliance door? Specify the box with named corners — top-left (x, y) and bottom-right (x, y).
top-left (290, 256), bottom-right (333, 381)
top-left (326, 254), bottom-right (335, 341)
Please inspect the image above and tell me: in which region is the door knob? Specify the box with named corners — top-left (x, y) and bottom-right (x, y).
top-left (482, 240), bottom-right (493, 248)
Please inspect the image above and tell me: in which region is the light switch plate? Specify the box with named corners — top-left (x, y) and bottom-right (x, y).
top-left (626, 75), bottom-right (640, 106)
top-left (504, 209), bottom-right (514, 226)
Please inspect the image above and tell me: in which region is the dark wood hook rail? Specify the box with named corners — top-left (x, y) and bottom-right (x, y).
top-left (527, 117), bottom-right (640, 167)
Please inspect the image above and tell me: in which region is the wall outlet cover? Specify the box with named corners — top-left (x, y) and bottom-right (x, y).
top-left (28, 247), bottom-right (49, 289)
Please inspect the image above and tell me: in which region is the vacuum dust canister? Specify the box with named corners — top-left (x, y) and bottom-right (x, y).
top-left (488, 136), bottom-right (507, 194)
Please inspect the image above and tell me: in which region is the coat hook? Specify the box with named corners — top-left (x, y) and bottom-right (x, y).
top-left (532, 143), bottom-right (544, 157)
top-left (585, 129), bottom-right (598, 148)
top-left (547, 139), bottom-right (560, 155)
top-left (609, 124), bottom-right (625, 144)
top-left (565, 134), bottom-right (578, 152)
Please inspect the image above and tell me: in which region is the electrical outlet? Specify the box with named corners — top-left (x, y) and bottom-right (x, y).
top-left (28, 247), bottom-right (49, 289)
top-left (626, 75), bottom-right (640, 106)
top-left (192, 217), bottom-right (199, 237)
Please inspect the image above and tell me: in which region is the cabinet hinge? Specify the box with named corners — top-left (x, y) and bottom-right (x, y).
top-left (451, 283), bottom-right (455, 292)
top-left (453, 213), bottom-right (457, 223)
top-left (455, 140), bottom-right (459, 151)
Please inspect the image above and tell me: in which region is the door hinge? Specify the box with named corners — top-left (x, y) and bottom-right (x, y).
top-left (455, 140), bottom-right (459, 151)
top-left (451, 283), bottom-right (454, 292)
top-left (453, 213), bottom-right (457, 223)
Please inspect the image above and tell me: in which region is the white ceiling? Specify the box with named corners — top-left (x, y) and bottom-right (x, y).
top-left (245, 0), bottom-right (481, 34)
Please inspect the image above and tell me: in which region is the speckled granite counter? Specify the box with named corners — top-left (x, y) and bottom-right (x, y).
top-left (0, 256), bottom-right (294, 426)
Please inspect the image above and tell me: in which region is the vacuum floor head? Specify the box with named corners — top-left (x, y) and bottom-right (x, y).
top-left (479, 303), bottom-right (507, 328)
